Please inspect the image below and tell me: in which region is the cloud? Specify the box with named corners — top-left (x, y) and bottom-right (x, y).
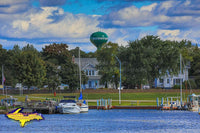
top-left (1, 7), bottom-right (100, 40)
top-left (99, 0), bottom-right (200, 30)
top-left (39, 0), bottom-right (67, 7)
top-left (0, 0), bottom-right (30, 14)
top-left (157, 29), bottom-right (180, 37)
top-left (99, 3), bottom-right (160, 28)
top-left (1, 0), bottom-right (200, 52)
top-left (96, 0), bottom-right (168, 2)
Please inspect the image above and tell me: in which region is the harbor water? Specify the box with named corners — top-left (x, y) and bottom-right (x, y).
top-left (1, 109), bottom-right (200, 133)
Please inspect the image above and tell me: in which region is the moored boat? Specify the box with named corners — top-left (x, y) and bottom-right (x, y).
top-left (77, 92), bottom-right (88, 113)
top-left (57, 96), bottom-right (80, 114)
top-left (76, 47), bottom-right (89, 113)
top-left (188, 94), bottom-right (200, 112)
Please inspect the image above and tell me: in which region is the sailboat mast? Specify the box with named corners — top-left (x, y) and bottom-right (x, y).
top-left (2, 65), bottom-right (4, 95)
top-left (180, 54), bottom-right (182, 106)
top-left (79, 47), bottom-right (82, 93)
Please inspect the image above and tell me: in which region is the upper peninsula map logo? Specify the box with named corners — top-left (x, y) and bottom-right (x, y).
top-left (5, 108), bottom-right (44, 127)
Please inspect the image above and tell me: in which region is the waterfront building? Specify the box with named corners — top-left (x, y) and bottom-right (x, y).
top-left (154, 64), bottom-right (190, 89)
top-left (74, 58), bottom-right (104, 89)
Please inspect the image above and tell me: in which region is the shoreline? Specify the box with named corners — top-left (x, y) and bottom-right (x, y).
top-left (0, 106), bottom-right (162, 114)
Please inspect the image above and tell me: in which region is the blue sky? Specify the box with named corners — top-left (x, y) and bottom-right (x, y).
top-left (0, 0), bottom-right (199, 52)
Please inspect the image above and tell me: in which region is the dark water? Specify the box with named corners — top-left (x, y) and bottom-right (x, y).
top-left (0, 109), bottom-right (200, 133)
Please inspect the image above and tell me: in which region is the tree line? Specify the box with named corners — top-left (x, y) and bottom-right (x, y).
top-left (97, 35), bottom-right (199, 89)
top-left (0, 35), bottom-right (200, 91)
top-left (0, 43), bottom-right (91, 92)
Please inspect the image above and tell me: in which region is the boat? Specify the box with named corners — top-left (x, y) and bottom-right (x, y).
top-left (57, 96), bottom-right (80, 114)
top-left (77, 92), bottom-right (88, 113)
top-left (77, 47), bottom-right (89, 113)
top-left (188, 94), bottom-right (200, 112)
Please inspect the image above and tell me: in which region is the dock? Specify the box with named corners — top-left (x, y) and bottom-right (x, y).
top-left (89, 106), bottom-right (161, 110)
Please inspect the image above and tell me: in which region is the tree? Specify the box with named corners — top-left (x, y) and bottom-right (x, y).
top-left (44, 61), bottom-right (61, 92)
top-left (118, 35), bottom-right (180, 88)
top-left (59, 63), bottom-right (79, 90)
top-left (59, 62), bottom-right (88, 91)
top-left (42, 43), bottom-right (71, 91)
top-left (42, 43), bottom-right (71, 65)
top-left (13, 45), bottom-right (46, 92)
top-left (70, 47), bottom-right (97, 58)
top-left (96, 42), bottom-right (120, 88)
top-left (189, 44), bottom-right (200, 88)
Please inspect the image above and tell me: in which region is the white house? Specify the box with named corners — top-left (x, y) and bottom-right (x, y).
top-left (74, 58), bottom-right (104, 89)
top-left (155, 65), bottom-right (190, 89)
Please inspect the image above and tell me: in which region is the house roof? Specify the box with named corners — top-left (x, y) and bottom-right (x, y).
top-left (74, 58), bottom-right (98, 69)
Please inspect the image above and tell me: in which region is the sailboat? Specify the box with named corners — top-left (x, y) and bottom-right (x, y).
top-left (76, 47), bottom-right (89, 113)
top-left (77, 92), bottom-right (89, 113)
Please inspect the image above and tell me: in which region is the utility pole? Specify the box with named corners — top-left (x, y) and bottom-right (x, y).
top-left (113, 55), bottom-right (121, 105)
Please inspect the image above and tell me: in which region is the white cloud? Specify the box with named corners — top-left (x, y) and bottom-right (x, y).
top-left (2, 7), bottom-right (102, 41)
top-left (2, 0), bottom-right (200, 52)
top-left (100, 0), bottom-right (200, 30)
top-left (157, 30), bottom-right (180, 37)
top-left (0, 0), bottom-right (30, 14)
top-left (140, 3), bottom-right (157, 12)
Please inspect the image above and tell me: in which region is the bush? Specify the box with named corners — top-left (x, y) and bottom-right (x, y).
top-left (64, 86), bottom-right (69, 90)
top-left (155, 87), bottom-right (163, 89)
top-left (183, 79), bottom-right (197, 89)
top-left (173, 85), bottom-right (180, 89)
top-left (173, 80), bottom-right (197, 89)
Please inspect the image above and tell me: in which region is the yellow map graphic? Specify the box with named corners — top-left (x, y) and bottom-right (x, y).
top-left (6, 108), bottom-right (43, 127)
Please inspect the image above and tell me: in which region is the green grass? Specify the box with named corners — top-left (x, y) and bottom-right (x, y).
top-left (0, 91), bottom-right (193, 106)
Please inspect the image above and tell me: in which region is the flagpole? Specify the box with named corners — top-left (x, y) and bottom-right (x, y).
top-left (2, 65), bottom-right (4, 95)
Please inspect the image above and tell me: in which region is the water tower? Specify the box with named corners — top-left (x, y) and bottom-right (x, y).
top-left (90, 31), bottom-right (108, 50)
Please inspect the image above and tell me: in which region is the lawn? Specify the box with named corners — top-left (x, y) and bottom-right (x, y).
top-left (0, 89), bottom-right (198, 106)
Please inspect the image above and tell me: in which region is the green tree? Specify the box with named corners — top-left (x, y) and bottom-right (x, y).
top-left (60, 63), bottom-right (79, 91)
top-left (42, 43), bottom-right (71, 91)
top-left (119, 35), bottom-right (180, 88)
top-left (13, 45), bottom-right (46, 92)
top-left (190, 44), bottom-right (200, 88)
top-left (96, 42), bottom-right (119, 88)
top-left (70, 47), bottom-right (97, 58)
top-left (42, 43), bottom-right (71, 65)
top-left (45, 62), bottom-right (61, 92)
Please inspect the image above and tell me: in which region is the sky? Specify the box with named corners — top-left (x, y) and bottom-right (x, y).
top-left (0, 0), bottom-right (200, 52)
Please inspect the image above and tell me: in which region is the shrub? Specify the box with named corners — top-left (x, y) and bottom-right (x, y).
top-left (155, 87), bottom-right (162, 89)
top-left (183, 79), bottom-right (197, 89)
top-left (173, 85), bottom-right (180, 89)
top-left (64, 86), bottom-right (69, 90)
top-left (173, 80), bottom-right (197, 89)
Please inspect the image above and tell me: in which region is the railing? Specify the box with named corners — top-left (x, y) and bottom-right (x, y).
top-left (87, 99), bottom-right (157, 106)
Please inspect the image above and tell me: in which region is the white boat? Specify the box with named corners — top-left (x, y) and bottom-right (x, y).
top-left (77, 101), bottom-right (89, 113)
top-left (77, 47), bottom-right (89, 113)
top-left (77, 92), bottom-right (89, 113)
top-left (188, 94), bottom-right (200, 112)
top-left (58, 97), bottom-right (80, 114)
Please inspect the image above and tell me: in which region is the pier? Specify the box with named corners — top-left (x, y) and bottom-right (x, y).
top-left (0, 96), bottom-right (191, 114)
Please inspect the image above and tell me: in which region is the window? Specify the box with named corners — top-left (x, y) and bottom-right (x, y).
top-left (92, 70), bottom-right (94, 75)
top-left (89, 70), bottom-right (91, 75)
top-left (86, 70), bottom-right (88, 75)
top-left (159, 79), bottom-right (163, 83)
top-left (167, 79), bottom-right (169, 84)
top-left (176, 79), bottom-right (180, 84)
